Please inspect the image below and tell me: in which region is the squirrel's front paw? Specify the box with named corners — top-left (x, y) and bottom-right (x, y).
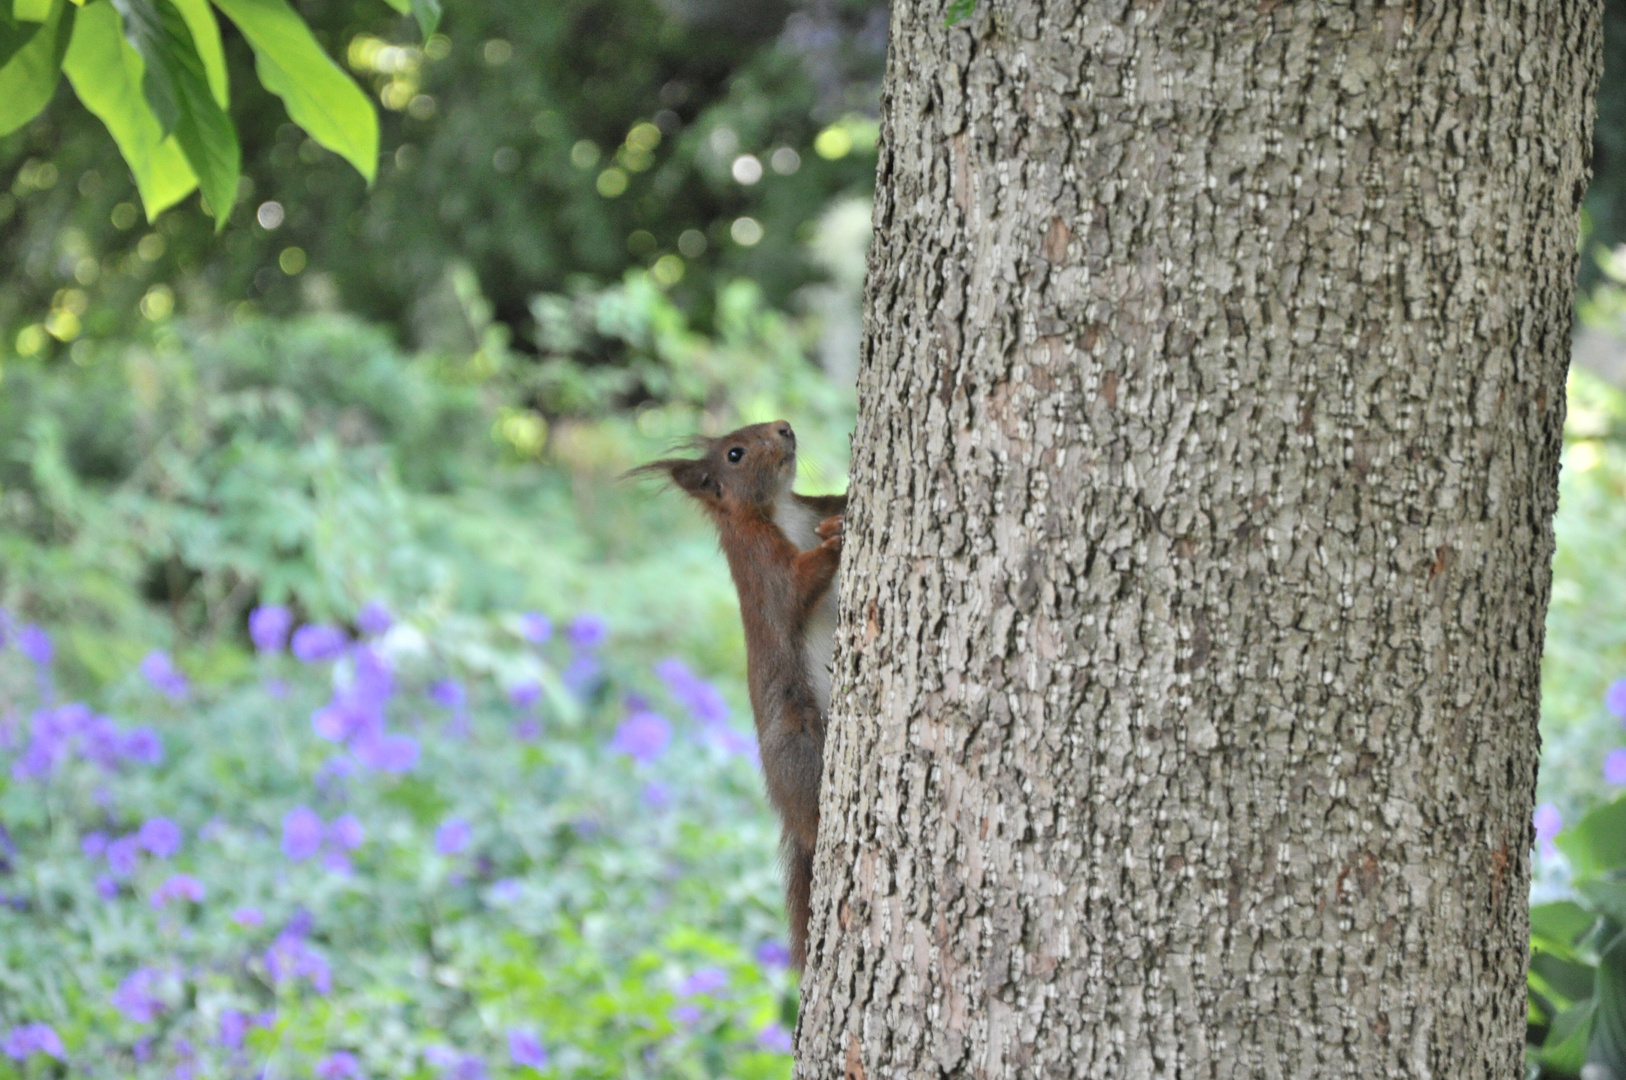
top-left (815, 515), bottom-right (844, 545)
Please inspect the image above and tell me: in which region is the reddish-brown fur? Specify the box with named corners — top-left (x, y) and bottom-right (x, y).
top-left (629, 421), bottom-right (845, 967)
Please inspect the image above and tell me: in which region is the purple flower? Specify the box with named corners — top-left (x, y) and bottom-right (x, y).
top-left (291, 624), bottom-right (348, 664)
top-left (507, 1029), bottom-right (547, 1070)
top-left (513, 718), bottom-right (541, 742)
top-left (322, 852), bottom-right (353, 876)
top-left (655, 658), bottom-right (730, 725)
top-left (3, 1023), bottom-right (64, 1061)
top-left (138, 651), bottom-right (189, 701)
top-left (425, 1048), bottom-right (488, 1080)
top-left (1607, 677), bottom-right (1626, 720)
top-left (18, 624), bottom-right (53, 667)
top-left (119, 727), bottom-right (164, 766)
top-left (217, 1010), bottom-right (249, 1051)
top-left (282, 806), bottom-right (324, 861)
top-left (249, 605), bottom-right (293, 654)
top-left (562, 655), bottom-right (602, 698)
top-left (331, 814), bottom-right (365, 851)
top-left (488, 879), bottom-right (523, 905)
top-left (106, 836), bottom-right (142, 879)
top-left (519, 612), bottom-right (553, 644)
top-left (356, 600), bottom-right (393, 636)
top-left (677, 967), bottom-right (728, 997)
top-left (138, 817), bottom-right (183, 859)
top-left (264, 932), bottom-right (331, 994)
top-left (150, 874), bottom-right (206, 908)
top-left (567, 614), bottom-right (608, 650)
top-left (670, 1004), bottom-right (702, 1025)
top-left (434, 818), bottom-right (471, 856)
top-left (754, 940), bottom-right (791, 970)
top-left (352, 732), bottom-right (419, 773)
top-left (610, 711), bottom-right (671, 764)
top-left (95, 875), bottom-right (120, 900)
top-left (508, 680), bottom-right (542, 709)
top-left (315, 1050), bottom-right (362, 1079)
top-left (81, 831), bottom-right (110, 858)
top-left (1606, 748), bottom-right (1626, 786)
top-left (756, 1023), bottom-right (794, 1053)
top-left (642, 782), bottom-right (672, 811)
top-left (428, 679), bottom-right (466, 710)
top-left (232, 906), bottom-right (264, 927)
top-left (111, 968), bottom-right (166, 1023)
top-left (1534, 802), bottom-right (1563, 855)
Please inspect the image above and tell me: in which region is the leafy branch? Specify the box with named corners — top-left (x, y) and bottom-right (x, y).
top-left (0, 0), bottom-right (437, 229)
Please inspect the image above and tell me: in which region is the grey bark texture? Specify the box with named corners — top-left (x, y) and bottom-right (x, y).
top-left (795, 3), bottom-right (1600, 1078)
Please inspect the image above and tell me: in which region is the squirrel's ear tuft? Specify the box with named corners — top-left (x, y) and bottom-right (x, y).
top-left (669, 460), bottom-right (720, 499)
top-left (622, 457), bottom-right (720, 501)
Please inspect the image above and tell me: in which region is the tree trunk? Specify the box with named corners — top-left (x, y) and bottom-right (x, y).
top-left (796, 3), bottom-right (1600, 1078)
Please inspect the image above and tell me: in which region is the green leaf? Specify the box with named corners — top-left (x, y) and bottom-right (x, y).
top-left (376, 0), bottom-right (406, 11)
top-left (1535, 950), bottom-right (1602, 1006)
top-left (1558, 793), bottom-right (1626, 880)
top-left (1538, 998), bottom-right (1598, 1076)
top-left (944, 0), bottom-right (975, 26)
top-left (0, 0), bottom-right (73, 136)
top-left (409, 0), bottom-right (438, 38)
top-left (12, 0), bottom-right (50, 21)
top-left (0, 9), bottom-right (42, 68)
top-left (62, 0), bottom-right (197, 219)
top-left (109, 0), bottom-right (237, 227)
top-left (169, 0), bottom-right (226, 106)
top-left (211, 0), bottom-right (378, 183)
top-left (1535, 901), bottom-right (1601, 956)
top-left (1583, 881), bottom-right (1626, 929)
top-left (1592, 929), bottom-right (1626, 1078)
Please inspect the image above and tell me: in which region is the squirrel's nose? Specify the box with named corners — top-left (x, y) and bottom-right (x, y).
top-left (775, 422), bottom-right (795, 443)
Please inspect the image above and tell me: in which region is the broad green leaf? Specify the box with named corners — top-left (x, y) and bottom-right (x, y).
top-left (1535, 901), bottom-right (1600, 956)
top-left (108, 0), bottom-right (176, 132)
top-left (409, 0), bottom-right (438, 38)
top-left (0, 9), bottom-right (41, 67)
top-left (1535, 950), bottom-right (1601, 1006)
top-left (111, 0), bottom-right (237, 227)
top-left (212, 0), bottom-right (377, 183)
top-left (169, 0), bottom-right (225, 105)
top-left (62, 0), bottom-right (197, 219)
top-left (376, 0), bottom-right (435, 41)
top-left (1557, 793), bottom-right (1626, 880)
top-left (1538, 998), bottom-right (1597, 1075)
top-left (1592, 929), bottom-right (1626, 1078)
top-left (1582, 881), bottom-right (1626, 929)
top-left (0, 0), bottom-right (72, 136)
top-left (13, 0), bottom-right (50, 21)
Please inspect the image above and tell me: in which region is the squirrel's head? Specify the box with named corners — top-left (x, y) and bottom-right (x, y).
top-left (628, 420), bottom-right (798, 513)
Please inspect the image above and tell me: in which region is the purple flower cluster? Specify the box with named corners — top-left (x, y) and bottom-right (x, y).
top-left (310, 646), bottom-right (419, 774)
top-left (216, 1009), bottom-right (274, 1051)
top-left (17, 623), bottom-right (53, 668)
top-left (283, 807), bottom-right (364, 870)
top-left (316, 1050), bottom-right (363, 1079)
top-left (677, 967), bottom-right (728, 997)
top-left (1534, 803), bottom-right (1562, 856)
top-left (655, 658), bottom-right (729, 725)
top-left (138, 651), bottom-right (190, 701)
top-left (293, 624), bottom-right (349, 664)
top-left (10, 703), bottom-right (163, 782)
top-left (264, 916), bottom-right (332, 995)
top-left (150, 873), bottom-right (206, 908)
top-left (508, 1029), bottom-right (548, 1070)
top-left (425, 1045), bottom-right (489, 1080)
top-left (519, 612), bottom-right (552, 644)
top-left (86, 816), bottom-right (184, 882)
top-left (111, 967), bottom-right (168, 1023)
top-left (249, 605), bottom-right (294, 653)
top-left (434, 817), bottom-right (471, 856)
top-left (610, 710), bottom-right (672, 764)
top-left (356, 600), bottom-right (393, 637)
top-left (3, 1023), bottom-right (64, 1061)
top-left (756, 1023), bottom-right (793, 1053)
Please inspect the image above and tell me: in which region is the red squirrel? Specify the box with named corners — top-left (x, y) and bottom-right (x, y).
top-left (631, 420), bottom-right (846, 967)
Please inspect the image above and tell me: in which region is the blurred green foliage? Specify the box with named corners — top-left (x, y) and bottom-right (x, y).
top-left (0, 0), bottom-right (885, 388)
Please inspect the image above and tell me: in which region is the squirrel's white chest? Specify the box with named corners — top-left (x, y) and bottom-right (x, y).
top-left (774, 494), bottom-right (839, 718)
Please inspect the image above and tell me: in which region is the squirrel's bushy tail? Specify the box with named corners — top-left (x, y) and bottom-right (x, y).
top-left (783, 833), bottom-right (814, 970)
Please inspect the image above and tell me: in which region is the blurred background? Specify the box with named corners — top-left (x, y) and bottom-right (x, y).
top-left (2, 1), bottom-right (1626, 1077)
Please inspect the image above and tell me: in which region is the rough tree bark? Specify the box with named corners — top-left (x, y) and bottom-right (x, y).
top-left (797, 3), bottom-right (1600, 1078)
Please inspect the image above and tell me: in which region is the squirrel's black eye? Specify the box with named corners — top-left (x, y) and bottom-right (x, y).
top-left (726, 447), bottom-right (745, 463)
